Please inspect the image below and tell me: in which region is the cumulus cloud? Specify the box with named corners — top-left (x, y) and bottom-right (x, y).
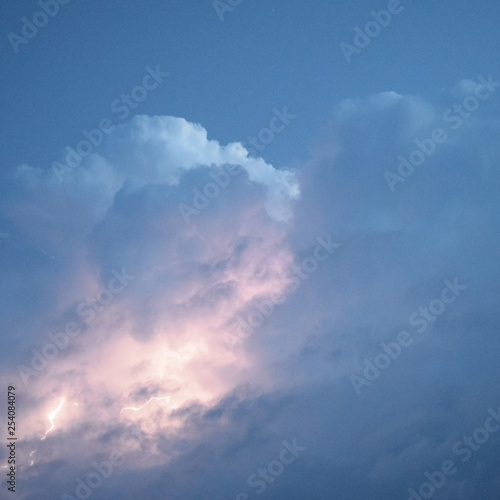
top-left (2, 84), bottom-right (500, 499)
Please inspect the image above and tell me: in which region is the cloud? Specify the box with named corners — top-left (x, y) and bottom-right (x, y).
top-left (2, 83), bottom-right (500, 498)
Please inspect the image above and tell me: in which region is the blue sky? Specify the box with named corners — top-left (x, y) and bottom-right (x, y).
top-left (2, 0), bottom-right (499, 169)
top-left (1, 1), bottom-right (500, 499)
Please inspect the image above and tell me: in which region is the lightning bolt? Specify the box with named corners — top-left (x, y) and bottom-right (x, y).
top-left (41, 397), bottom-right (66, 440)
top-left (164, 351), bottom-right (183, 360)
top-left (120, 396), bottom-right (171, 413)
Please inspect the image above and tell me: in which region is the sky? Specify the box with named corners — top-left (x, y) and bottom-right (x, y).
top-left (1, 1), bottom-right (500, 499)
